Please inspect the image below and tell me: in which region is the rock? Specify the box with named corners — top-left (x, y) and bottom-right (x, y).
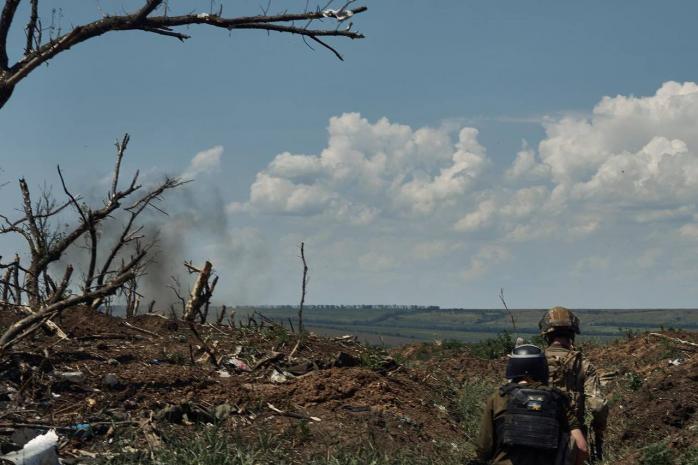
top-left (106, 359), bottom-right (119, 366)
top-left (102, 373), bottom-right (123, 390)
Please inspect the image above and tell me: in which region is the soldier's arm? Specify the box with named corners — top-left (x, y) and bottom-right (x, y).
top-left (475, 396), bottom-right (495, 461)
top-left (583, 359), bottom-right (609, 429)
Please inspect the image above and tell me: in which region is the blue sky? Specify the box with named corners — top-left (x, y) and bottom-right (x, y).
top-left (2, 1), bottom-right (698, 308)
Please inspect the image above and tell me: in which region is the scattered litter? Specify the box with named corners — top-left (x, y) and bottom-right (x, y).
top-left (226, 357), bottom-right (251, 372)
top-left (55, 371), bottom-right (85, 384)
top-left (1, 429), bottom-right (59, 465)
top-left (71, 423), bottom-right (93, 440)
top-left (270, 369), bottom-right (288, 384)
top-left (669, 358), bottom-right (682, 366)
top-left (217, 369), bottom-right (231, 378)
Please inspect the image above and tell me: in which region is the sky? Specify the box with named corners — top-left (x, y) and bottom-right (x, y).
top-left (2, 0), bottom-right (698, 308)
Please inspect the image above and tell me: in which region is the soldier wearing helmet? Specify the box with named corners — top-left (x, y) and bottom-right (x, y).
top-left (475, 344), bottom-right (588, 465)
top-left (539, 306), bottom-right (609, 462)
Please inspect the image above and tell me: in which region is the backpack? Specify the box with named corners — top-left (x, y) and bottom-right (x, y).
top-left (546, 349), bottom-right (585, 420)
top-left (496, 384), bottom-right (563, 450)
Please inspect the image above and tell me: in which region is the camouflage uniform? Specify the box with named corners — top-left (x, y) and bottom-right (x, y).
top-left (540, 307), bottom-right (609, 461)
top-left (475, 382), bottom-right (581, 465)
top-left (545, 345), bottom-right (609, 441)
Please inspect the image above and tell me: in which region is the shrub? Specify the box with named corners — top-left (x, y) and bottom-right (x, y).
top-left (469, 331), bottom-right (514, 360)
top-left (640, 441), bottom-right (674, 465)
top-left (625, 371), bottom-right (643, 391)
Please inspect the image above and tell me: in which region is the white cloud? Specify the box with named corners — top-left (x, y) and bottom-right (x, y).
top-left (183, 145), bottom-right (223, 179)
top-left (231, 113), bottom-right (490, 222)
top-left (574, 256), bottom-right (610, 274)
top-left (230, 82), bottom-right (698, 293)
top-left (462, 245), bottom-right (511, 281)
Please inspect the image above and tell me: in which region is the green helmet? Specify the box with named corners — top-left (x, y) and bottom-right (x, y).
top-left (539, 306), bottom-right (580, 336)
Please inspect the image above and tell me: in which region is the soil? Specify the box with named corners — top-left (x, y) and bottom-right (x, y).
top-left (0, 308), bottom-right (696, 463)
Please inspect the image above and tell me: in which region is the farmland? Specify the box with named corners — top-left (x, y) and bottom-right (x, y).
top-left (233, 306), bottom-right (698, 345)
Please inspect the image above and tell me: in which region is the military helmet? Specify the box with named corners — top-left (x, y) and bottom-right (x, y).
top-left (538, 306), bottom-right (580, 336)
top-left (505, 344), bottom-right (549, 383)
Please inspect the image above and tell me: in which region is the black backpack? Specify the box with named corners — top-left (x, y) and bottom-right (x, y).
top-left (495, 383), bottom-right (563, 450)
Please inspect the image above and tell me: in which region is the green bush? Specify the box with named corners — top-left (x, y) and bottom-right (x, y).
top-left (469, 331), bottom-right (514, 360)
top-left (640, 441), bottom-right (674, 465)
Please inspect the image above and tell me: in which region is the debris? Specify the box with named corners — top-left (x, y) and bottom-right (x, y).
top-left (226, 357), bottom-right (251, 372)
top-left (270, 369), bottom-right (288, 384)
top-left (138, 415), bottom-right (161, 451)
top-left (122, 321), bottom-right (160, 338)
top-left (253, 352), bottom-right (284, 370)
top-left (213, 404), bottom-right (232, 421)
top-left (267, 403), bottom-right (321, 422)
top-left (1, 429), bottom-right (58, 465)
top-left (55, 371), bottom-right (85, 384)
top-left (71, 423), bottom-right (92, 440)
top-left (285, 360), bottom-right (316, 376)
top-left (649, 332), bottom-right (698, 349)
top-left (217, 370), bottom-right (231, 378)
top-left (102, 373), bottom-right (123, 390)
top-left (669, 358), bottom-right (682, 366)
top-left (333, 351), bottom-right (360, 368)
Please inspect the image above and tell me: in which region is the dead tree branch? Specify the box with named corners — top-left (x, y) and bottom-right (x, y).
top-left (0, 1), bottom-right (367, 109)
top-left (298, 242), bottom-right (309, 334)
top-left (183, 261), bottom-right (213, 321)
top-left (0, 134), bottom-right (182, 354)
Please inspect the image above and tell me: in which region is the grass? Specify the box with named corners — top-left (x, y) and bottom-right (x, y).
top-left (640, 441), bottom-right (674, 465)
top-left (98, 428), bottom-right (473, 465)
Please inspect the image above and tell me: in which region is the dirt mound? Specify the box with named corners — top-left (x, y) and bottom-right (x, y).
top-left (0, 307), bottom-right (463, 461)
top-left (584, 331), bottom-right (698, 462)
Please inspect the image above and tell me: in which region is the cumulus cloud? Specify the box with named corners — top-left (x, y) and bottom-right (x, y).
top-left (230, 82), bottom-right (698, 294)
top-left (231, 113), bottom-right (489, 222)
top-left (183, 145), bottom-right (223, 179)
top-left (462, 245), bottom-right (511, 281)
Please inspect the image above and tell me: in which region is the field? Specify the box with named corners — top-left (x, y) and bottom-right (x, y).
top-left (233, 306), bottom-right (698, 345)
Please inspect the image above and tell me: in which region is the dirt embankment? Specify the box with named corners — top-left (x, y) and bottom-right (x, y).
top-left (0, 308), bottom-right (464, 461)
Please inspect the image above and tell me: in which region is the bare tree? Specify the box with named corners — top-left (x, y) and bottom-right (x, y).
top-left (0, 0), bottom-right (367, 109)
top-left (0, 134), bottom-right (185, 353)
top-left (298, 241), bottom-right (308, 334)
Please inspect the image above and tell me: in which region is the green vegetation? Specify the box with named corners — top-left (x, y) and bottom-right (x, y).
top-left (468, 331), bottom-right (515, 360)
top-left (454, 379), bottom-right (494, 442)
top-left (99, 428), bottom-right (472, 465)
top-left (640, 442), bottom-right (674, 465)
top-left (241, 307), bottom-right (698, 346)
top-left (625, 371), bottom-right (644, 391)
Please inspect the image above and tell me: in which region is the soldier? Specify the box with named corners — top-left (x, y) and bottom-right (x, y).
top-left (539, 306), bottom-right (609, 462)
top-left (475, 344), bottom-right (588, 465)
